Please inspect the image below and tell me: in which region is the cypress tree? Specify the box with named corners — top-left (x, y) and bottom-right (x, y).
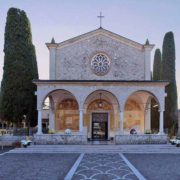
top-left (162, 32), bottom-right (178, 134)
top-left (153, 49), bottom-right (162, 80)
top-left (151, 49), bottom-right (161, 130)
top-left (151, 98), bottom-right (159, 131)
top-left (0, 8), bottom-right (38, 128)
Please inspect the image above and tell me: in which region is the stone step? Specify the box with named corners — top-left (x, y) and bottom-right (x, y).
top-left (27, 145), bottom-right (175, 148)
top-left (9, 150), bottom-right (180, 154)
top-left (8, 144), bottom-right (180, 154)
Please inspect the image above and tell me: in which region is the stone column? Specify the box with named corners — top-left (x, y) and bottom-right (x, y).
top-left (159, 110), bottom-right (164, 134)
top-left (79, 109), bottom-right (84, 132)
top-left (49, 108), bottom-right (55, 130)
top-left (37, 109), bottom-right (42, 134)
top-left (120, 110), bottom-right (124, 134)
top-left (145, 103), bottom-right (151, 131)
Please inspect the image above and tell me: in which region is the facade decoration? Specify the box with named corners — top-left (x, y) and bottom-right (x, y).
top-left (91, 53), bottom-right (111, 76)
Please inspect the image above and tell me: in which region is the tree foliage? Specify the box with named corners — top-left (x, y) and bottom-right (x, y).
top-left (0, 8), bottom-right (38, 126)
top-left (153, 49), bottom-right (162, 80)
top-left (161, 31), bottom-right (178, 131)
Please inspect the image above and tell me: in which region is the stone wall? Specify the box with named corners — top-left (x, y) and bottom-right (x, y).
top-left (34, 134), bottom-right (87, 145)
top-left (115, 134), bottom-right (168, 144)
top-left (55, 34), bottom-right (146, 80)
top-left (0, 135), bottom-right (33, 146)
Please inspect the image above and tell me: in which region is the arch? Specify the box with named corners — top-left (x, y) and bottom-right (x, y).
top-left (83, 89), bottom-right (120, 109)
top-left (124, 90), bottom-right (160, 134)
top-left (41, 89), bottom-right (80, 132)
top-left (125, 90), bottom-right (161, 110)
top-left (87, 99), bottom-right (113, 111)
top-left (41, 89), bottom-right (79, 109)
top-left (83, 89), bottom-right (120, 140)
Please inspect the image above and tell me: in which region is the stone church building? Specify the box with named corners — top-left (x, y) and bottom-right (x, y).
top-left (34, 28), bottom-right (168, 144)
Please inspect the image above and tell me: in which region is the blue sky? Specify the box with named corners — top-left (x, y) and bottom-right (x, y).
top-left (0, 0), bottom-right (180, 107)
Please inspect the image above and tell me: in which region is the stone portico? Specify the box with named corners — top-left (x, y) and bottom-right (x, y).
top-left (34, 28), bottom-right (168, 144)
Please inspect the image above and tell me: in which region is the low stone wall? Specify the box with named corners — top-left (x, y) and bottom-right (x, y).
top-left (34, 134), bottom-right (87, 145)
top-left (115, 134), bottom-right (168, 144)
top-left (0, 135), bottom-right (33, 146)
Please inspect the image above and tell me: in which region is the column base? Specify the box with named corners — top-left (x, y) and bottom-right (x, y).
top-left (158, 132), bottom-right (165, 135)
top-left (116, 129), bottom-right (124, 135)
top-left (36, 131), bottom-right (43, 135)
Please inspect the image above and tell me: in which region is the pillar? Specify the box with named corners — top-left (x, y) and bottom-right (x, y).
top-left (120, 110), bottom-right (124, 134)
top-left (159, 110), bottom-right (164, 134)
top-left (79, 109), bottom-right (84, 132)
top-left (49, 108), bottom-right (55, 130)
top-left (37, 109), bottom-right (42, 134)
top-left (145, 103), bottom-right (151, 131)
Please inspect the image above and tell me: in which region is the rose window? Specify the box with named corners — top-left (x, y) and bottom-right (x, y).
top-left (91, 53), bottom-right (111, 76)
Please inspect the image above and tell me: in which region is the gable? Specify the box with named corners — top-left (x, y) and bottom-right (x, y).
top-left (47, 28), bottom-right (154, 81)
top-left (46, 28), bottom-right (154, 51)
top-left (54, 34), bottom-right (146, 80)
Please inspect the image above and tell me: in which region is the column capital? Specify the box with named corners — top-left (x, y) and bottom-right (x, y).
top-left (79, 108), bottom-right (84, 111)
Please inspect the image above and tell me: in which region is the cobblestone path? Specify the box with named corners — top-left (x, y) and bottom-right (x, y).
top-left (72, 153), bottom-right (138, 180)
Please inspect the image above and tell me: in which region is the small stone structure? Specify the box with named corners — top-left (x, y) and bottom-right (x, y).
top-left (34, 134), bottom-right (87, 145)
top-left (33, 134), bottom-right (168, 145)
top-left (115, 134), bottom-right (168, 144)
top-left (0, 135), bottom-right (33, 146)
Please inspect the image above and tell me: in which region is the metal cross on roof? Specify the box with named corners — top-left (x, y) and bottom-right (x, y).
top-left (97, 12), bottom-right (104, 28)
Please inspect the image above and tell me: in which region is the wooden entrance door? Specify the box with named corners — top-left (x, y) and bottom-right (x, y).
top-left (92, 113), bottom-right (108, 140)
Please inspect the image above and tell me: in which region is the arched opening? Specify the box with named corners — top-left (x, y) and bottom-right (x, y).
top-left (124, 91), bottom-right (160, 134)
top-left (83, 90), bottom-right (120, 140)
top-left (41, 89), bottom-right (79, 133)
top-left (56, 98), bottom-right (79, 131)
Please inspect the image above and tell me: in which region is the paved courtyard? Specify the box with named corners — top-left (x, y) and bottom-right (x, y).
top-left (0, 146), bottom-right (180, 180)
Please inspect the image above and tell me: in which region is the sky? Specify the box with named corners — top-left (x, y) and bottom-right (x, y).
top-left (0, 0), bottom-right (180, 107)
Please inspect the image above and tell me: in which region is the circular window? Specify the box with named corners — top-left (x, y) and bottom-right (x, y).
top-left (91, 53), bottom-right (111, 76)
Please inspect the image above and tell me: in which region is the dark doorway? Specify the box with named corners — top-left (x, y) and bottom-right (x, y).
top-left (92, 113), bottom-right (108, 140)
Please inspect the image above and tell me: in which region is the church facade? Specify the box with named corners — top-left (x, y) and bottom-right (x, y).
top-left (34, 28), bottom-right (168, 144)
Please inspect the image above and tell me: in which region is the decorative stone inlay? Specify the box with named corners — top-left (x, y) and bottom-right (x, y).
top-left (91, 53), bottom-right (111, 76)
top-left (72, 154), bottom-right (138, 180)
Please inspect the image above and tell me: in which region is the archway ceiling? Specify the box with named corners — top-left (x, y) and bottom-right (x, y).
top-left (126, 91), bottom-right (159, 109)
top-left (48, 90), bottom-right (77, 103)
top-left (84, 90), bottom-right (119, 106)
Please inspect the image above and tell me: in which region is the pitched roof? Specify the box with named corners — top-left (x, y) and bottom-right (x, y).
top-left (46, 28), bottom-right (154, 50)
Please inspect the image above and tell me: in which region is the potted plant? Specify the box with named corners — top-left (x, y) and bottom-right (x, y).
top-left (48, 129), bottom-right (56, 134)
top-left (145, 130), bottom-right (152, 134)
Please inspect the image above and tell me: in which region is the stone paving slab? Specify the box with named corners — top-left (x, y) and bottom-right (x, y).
top-left (0, 153), bottom-right (79, 180)
top-left (124, 154), bottom-right (180, 180)
top-left (72, 153), bottom-right (139, 180)
top-left (0, 146), bottom-right (14, 154)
